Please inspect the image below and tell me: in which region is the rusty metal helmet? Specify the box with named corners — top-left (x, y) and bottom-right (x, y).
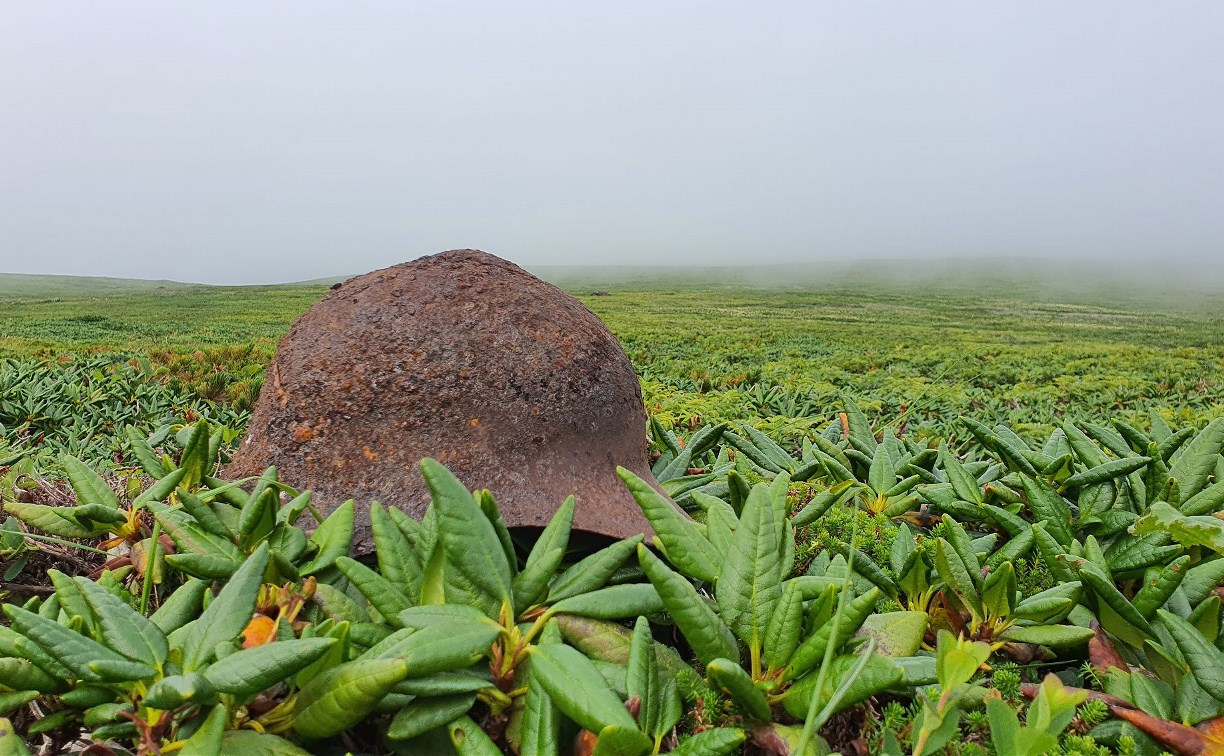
top-left (224, 249), bottom-right (664, 551)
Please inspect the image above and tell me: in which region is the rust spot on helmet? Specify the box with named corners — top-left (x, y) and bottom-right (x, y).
top-left (225, 250), bottom-right (668, 551)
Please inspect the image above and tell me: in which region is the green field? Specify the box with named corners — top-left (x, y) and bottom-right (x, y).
top-left (2, 264), bottom-right (1222, 452)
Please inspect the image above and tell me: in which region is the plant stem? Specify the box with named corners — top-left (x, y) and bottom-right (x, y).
top-left (798, 513), bottom-right (860, 753)
top-left (18, 531), bottom-right (111, 555)
top-left (139, 520), bottom-right (161, 614)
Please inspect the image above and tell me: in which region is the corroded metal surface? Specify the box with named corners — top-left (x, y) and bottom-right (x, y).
top-left (225, 250), bottom-right (664, 550)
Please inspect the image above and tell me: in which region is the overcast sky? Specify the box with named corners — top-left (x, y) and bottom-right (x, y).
top-left (2, 3), bottom-right (1221, 284)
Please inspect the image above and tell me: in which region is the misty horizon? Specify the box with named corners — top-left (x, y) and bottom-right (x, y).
top-left (3, 3), bottom-right (1222, 285)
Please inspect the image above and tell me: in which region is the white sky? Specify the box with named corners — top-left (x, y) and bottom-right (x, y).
top-left (2, 2), bottom-right (1221, 284)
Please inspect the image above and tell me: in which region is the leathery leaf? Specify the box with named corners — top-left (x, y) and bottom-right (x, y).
top-left (637, 544), bottom-right (738, 667)
top-left (548, 535), bottom-right (643, 603)
top-left (529, 643), bottom-right (637, 734)
top-left (3, 604), bottom-right (153, 683)
top-left (370, 502), bottom-right (423, 600)
top-left (1158, 610), bottom-right (1224, 702)
top-left (448, 715), bottom-right (503, 755)
top-left (62, 454), bottom-right (120, 509)
top-left (203, 637), bottom-right (336, 697)
top-left (178, 542), bottom-right (269, 672)
top-left (421, 459), bottom-right (511, 620)
top-left (717, 484), bottom-right (783, 652)
top-left (293, 658), bottom-right (408, 740)
top-left (782, 649), bottom-right (902, 720)
top-left (1169, 419), bottom-right (1224, 504)
top-left (336, 556), bottom-right (412, 628)
top-left (386, 692), bottom-right (478, 741)
top-left (764, 580), bottom-right (805, 671)
top-left (627, 616), bottom-right (660, 736)
top-left (299, 499), bottom-right (355, 575)
top-left (619, 467), bottom-right (720, 583)
top-left (546, 583), bottom-right (663, 622)
top-left (671, 728), bottom-right (747, 755)
top-left (73, 576), bottom-right (168, 667)
top-left (591, 725), bottom-right (653, 756)
top-left (933, 538), bottom-right (982, 621)
top-left (363, 621), bottom-right (500, 678)
top-left (513, 495), bottom-right (574, 614)
top-left (707, 657), bottom-right (771, 721)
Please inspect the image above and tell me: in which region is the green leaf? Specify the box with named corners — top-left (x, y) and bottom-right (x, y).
top-left (175, 419), bottom-right (211, 489)
top-left (530, 643), bottom-right (637, 733)
top-left (477, 489), bottom-right (517, 579)
top-left (764, 580), bottom-right (805, 671)
top-left (1134, 501), bottom-right (1224, 555)
top-left (0, 719), bottom-right (29, 756)
top-left (3, 501), bottom-right (98, 538)
top-left (637, 544), bottom-right (738, 668)
top-left (216, 729), bottom-right (312, 755)
top-left (386, 692), bottom-right (478, 741)
top-left (178, 703), bottom-right (227, 756)
top-left (853, 611), bottom-right (927, 657)
top-left (521, 683), bottom-right (562, 754)
top-left (336, 556), bottom-right (412, 628)
top-left (367, 503), bottom-right (422, 604)
top-left (178, 542), bottom-right (269, 672)
top-left (549, 536), bottom-right (643, 602)
top-left (1060, 456), bottom-right (1151, 491)
top-left (1158, 609), bottom-right (1224, 703)
top-left (521, 623), bottom-right (562, 754)
top-left (421, 459), bottom-right (512, 620)
top-left (868, 445), bottom-right (897, 495)
top-left (238, 487), bottom-right (277, 551)
top-left (178, 488), bottom-right (236, 540)
top-left (619, 467), bottom-right (720, 583)
top-left (626, 617), bottom-right (660, 737)
top-left (998, 624), bottom-right (1094, 647)
top-left (1169, 419), bottom-right (1224, 503)
top-left (548, 583), bottom-right (663, 622)
top-left (936, 630), bottom-right (991, 690)
top-left (299, 499), bottom-right (354, 575)
top-left (293, 658), bottom-right (408, 740)
top-left (782, 648), bottom-right (902, 720)
top-left (143, 673), bottom-right (216, 710)
top-left (1075, 560), bottom-right (1155, 636)
top-left (363, 621), bottom-right (500, 677)
top-left (939, 446), bottom-right (982, 505)
top-left (397, 603), bottom-right (500, 630)
top-left (149, 500), bottom-right (244, 565)
top-left (705, 498), bottom-right (738, 557)
top-left (784, 588), bottom-right (881, 681)
top-left (707, 657), bottom-right (771, 721)
top-left (1019, 476), bottom-right (1074, 547)
top-left (717, 484), bottom-right (783, 652)
top-left (395, 671), bottom-right (492, 697)
top-left (448, 715), bottom-right (504, 755)
top-left (125, 425), bottom-right (169, 479)
top-left (48, 569), bottom-right (96, 635)
top-left (513, 496), bottom-right (574, 614)
top-left (0, 657), bottom-right (62, 695)
top-left (1012, 582), bottom-right (1080, 623)
top-left (986, 697), bottom-right (1021, 756)
top-left (3, 604), bottom-right (154, 683)
top-left (61, 454), bottom-right (120, 509)
top-left (204, 637), bottom-right (335, 698)
top-left (933, 538), bottom-right (982, 621)
top-left (670, 728), bottom-right (747, 756)
top-left (73, 575), bottom-right (168, 666)
top-left (843, 396), bottom-right (877, 453)
top-left (591, 725), bottom-right (653, 756)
